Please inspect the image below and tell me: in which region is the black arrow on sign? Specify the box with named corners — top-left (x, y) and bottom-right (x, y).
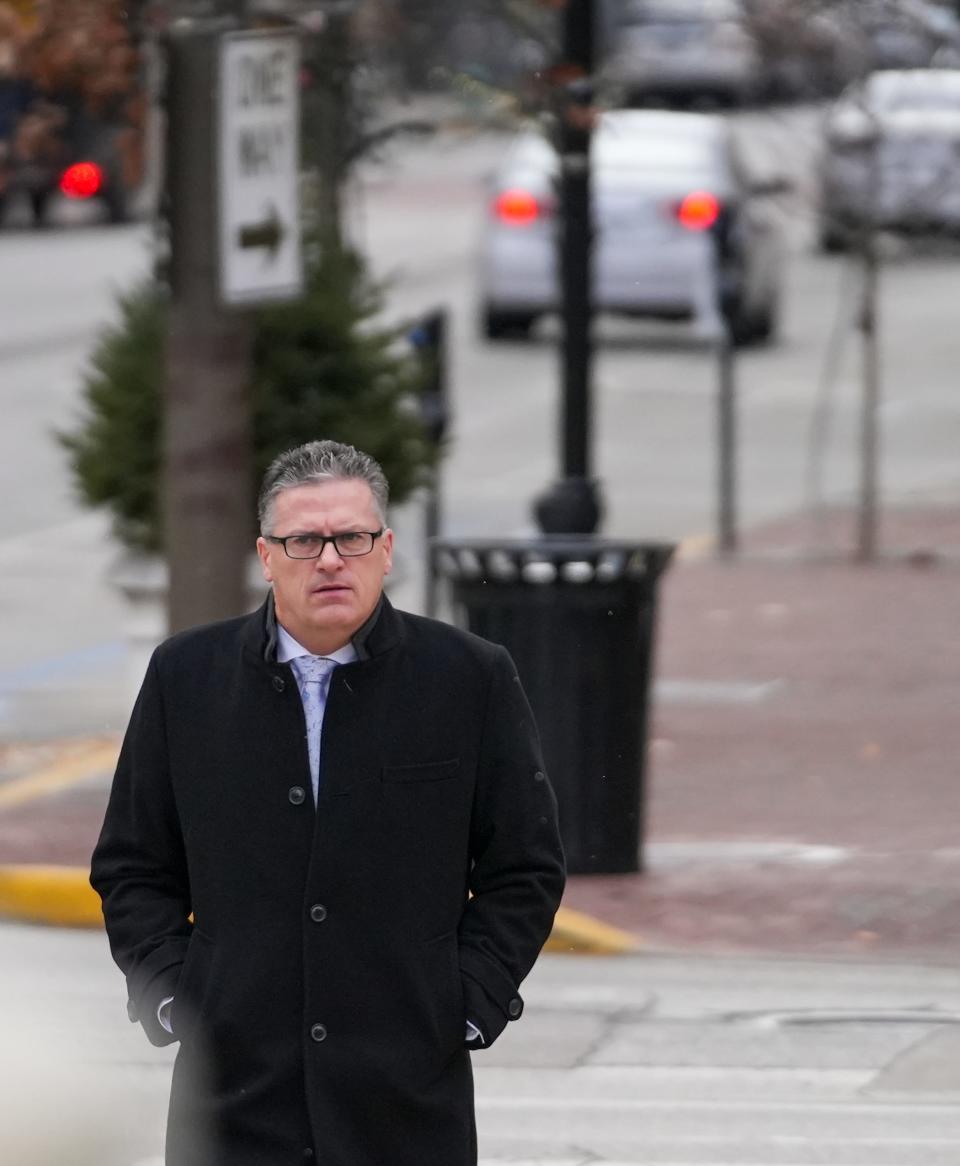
top-left (237, 203), bottom-right (286, 259)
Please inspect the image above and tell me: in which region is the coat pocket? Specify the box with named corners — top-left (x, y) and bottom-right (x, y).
top-left (419, 929), bottom-right (466, 1067)
top-left (170, 928), bottom-right (215, 1042)
top-left (382, 758), bottom-right (460, 784)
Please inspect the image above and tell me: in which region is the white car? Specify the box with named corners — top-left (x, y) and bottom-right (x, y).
top-left (820, 68), bottom-right (960, 250)
top-left (478, 109), bottom-right (785, 346)
top-left (600, 0), bottom-right (762, 108)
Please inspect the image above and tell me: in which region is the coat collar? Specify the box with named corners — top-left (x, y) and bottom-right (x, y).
top-left (242, 590), bottom-right (402, 665)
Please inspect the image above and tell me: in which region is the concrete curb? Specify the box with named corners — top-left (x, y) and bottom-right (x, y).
top-left (0, 864), bottom-right (638, 954)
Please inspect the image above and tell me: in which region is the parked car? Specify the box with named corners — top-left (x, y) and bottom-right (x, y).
top-left (0, 0), bottom-right (146, 228)
top-left (478, 109), bottom-right (786, 346)
top-left (819, 68), bottom-right (960, 250)
top-left (858, 0), bottom-right (955, 70)
top-left (4, 114), bottom-right (134, 224)
top-left (742, 0), bottom-right (960, 101)
top-left (743, 0), bottom-right (866, 100)
top-left (600, 0), bottom-right (762, 108)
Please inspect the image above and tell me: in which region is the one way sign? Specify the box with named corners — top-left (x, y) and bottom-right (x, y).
top-left (218, 30), bottom-right (303, 306)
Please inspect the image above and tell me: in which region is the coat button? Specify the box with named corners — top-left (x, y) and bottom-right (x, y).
top-left (508, 997), bottom-right (523, 1019)
top-left (310, 1023), bottom-right (327, 1042)
top-left (272, 675), bottom-right (286, 692)
top-left (534, 770), bottom-right (546, 782)
top-left (288, 786), bottom-right (306, 806)
top-left (309, 903), bottom-right (327, 923)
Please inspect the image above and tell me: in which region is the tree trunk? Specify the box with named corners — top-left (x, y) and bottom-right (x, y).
top-left (305, 11), bottom-right (353, 252)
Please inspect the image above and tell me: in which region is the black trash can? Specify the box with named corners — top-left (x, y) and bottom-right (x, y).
top-left (432, 538), bottom-right (674, 874)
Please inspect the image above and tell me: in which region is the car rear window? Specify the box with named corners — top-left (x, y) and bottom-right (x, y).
top-left (622, 0), bottom-right (742, 24)
top-left (596, 133), bottom-right (719, 173)
top-left (870, 75), bottom-right (960, 112)
top-left (508, 119), bottom-right (730, 185)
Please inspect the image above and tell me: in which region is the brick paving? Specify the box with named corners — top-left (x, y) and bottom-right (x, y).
top-left (563, 505), bottom-right (960, 960)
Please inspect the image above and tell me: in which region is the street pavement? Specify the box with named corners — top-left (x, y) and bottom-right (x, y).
top-left (4, 923), bottom-right (960, 1164)
top-left (3, 99), bottom-right (960, 1163)
top-left (562, 504), bottom-right (960, 965)
top-left (4, 105), bottom-right (960, 740)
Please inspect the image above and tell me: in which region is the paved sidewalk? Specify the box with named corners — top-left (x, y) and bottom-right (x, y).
top-left (10, 922), bottom-right (960, 1165)
top-left (2, 504), bottom-right (959, 962)
top-left (564, 504), bottom-right (960, 961)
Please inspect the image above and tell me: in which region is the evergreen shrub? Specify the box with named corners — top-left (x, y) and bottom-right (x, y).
top-left (59, 245), bottom-right (439, 555)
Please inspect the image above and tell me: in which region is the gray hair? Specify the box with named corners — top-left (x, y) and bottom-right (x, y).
top-left (258, 441), bottom-right (389, 533)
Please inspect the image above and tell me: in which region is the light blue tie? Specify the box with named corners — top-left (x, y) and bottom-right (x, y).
top-left (290, 655), bottom-right (337, 803)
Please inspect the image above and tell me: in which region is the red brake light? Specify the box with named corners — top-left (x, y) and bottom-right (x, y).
top-left (494, 188), bottom-right (544, 226)
top-left (60, 162), bottom-right (103, 199)
top-left (675, 191), bottom-right (721, 231)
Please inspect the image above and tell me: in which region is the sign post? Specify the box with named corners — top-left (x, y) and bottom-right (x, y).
top-left (162, 21), bottom-right (303, 637)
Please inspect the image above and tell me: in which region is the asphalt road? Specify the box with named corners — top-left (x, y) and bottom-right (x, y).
top-left (3, 102), bottom-right (960, 1166)
top-left (1, 103), bottom-right (958, 738)
top-left (4, 921), bottom-right (960, 1165)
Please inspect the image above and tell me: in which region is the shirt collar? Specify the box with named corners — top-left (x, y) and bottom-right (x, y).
top-left (275, 622), bottom-right (359, 667)
top-left (254, 590), bottom-right (400, 665)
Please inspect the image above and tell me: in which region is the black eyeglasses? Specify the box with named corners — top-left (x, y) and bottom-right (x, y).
top-left (265, 529), bottom-right (384, 560)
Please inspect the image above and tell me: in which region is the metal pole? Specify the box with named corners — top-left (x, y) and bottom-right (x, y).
top-left (559, 109), bottom-right (592, 480)
top-left (163, 20), bottom-right (254, 634)
top-left (534, 0), bottom-right (603, 535)
top-left (423, 475), bottom-right (441, 617)
top-left (856, 109), bottom-right (882, 566)
top-left (415, 309), bottom-right (448, 619)
top-left (857, 231), bottom-right (880, 563)
top-left (716, 327), bottom-right (738, 555)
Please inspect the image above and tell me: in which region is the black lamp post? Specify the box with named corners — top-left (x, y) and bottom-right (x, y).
top-left (534, 0), bottom-right (603, 536)
top-left (433, 1), bottom-right (677, 873)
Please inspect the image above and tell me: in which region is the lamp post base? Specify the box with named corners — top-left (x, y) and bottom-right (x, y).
top-left (534, 477), bottom-right (603, 535)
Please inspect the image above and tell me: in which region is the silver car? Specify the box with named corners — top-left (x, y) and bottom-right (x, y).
top-left (600, 0), bottom-right (762, 108)
top-left (859, 0), bottom-right (954, 70)
top-left (820, 68), bottom-right (960, 250)
top-left (478, 109), bottom-right (785, 346)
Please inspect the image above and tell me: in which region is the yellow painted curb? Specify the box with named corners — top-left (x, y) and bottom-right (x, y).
top-left (545, 905), bottom-right (638, 955)
top-left (0, 864), bottom-right (102, 929)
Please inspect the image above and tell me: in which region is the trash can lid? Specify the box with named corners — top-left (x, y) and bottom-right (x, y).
top-left (431, 538), bottom-right (674, 585)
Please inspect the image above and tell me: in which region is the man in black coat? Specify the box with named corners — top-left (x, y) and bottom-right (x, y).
top-left (91, 439), bottom-right (566, 1166)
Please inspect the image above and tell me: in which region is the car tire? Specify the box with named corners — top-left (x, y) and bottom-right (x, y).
top-left (724, 297), bottom-right (750, 347)
top-left (30, 189), bottom-right (50, 227)
top-left (482, 307), bottom-right (537, 341)
top-left (727, 299), bottom-right (777, 348)
top-left (103, 168), bottom-right (130, 224)
top-left (747, 302), bottom-right (777, 345)
top-left (818, 218), bottom-right (850, 254)
top-left (105, 192), bottom-right (130, 225)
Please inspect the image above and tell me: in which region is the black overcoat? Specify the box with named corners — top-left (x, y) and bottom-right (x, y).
top-left (91, 595), bottom-right (565, 1166)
